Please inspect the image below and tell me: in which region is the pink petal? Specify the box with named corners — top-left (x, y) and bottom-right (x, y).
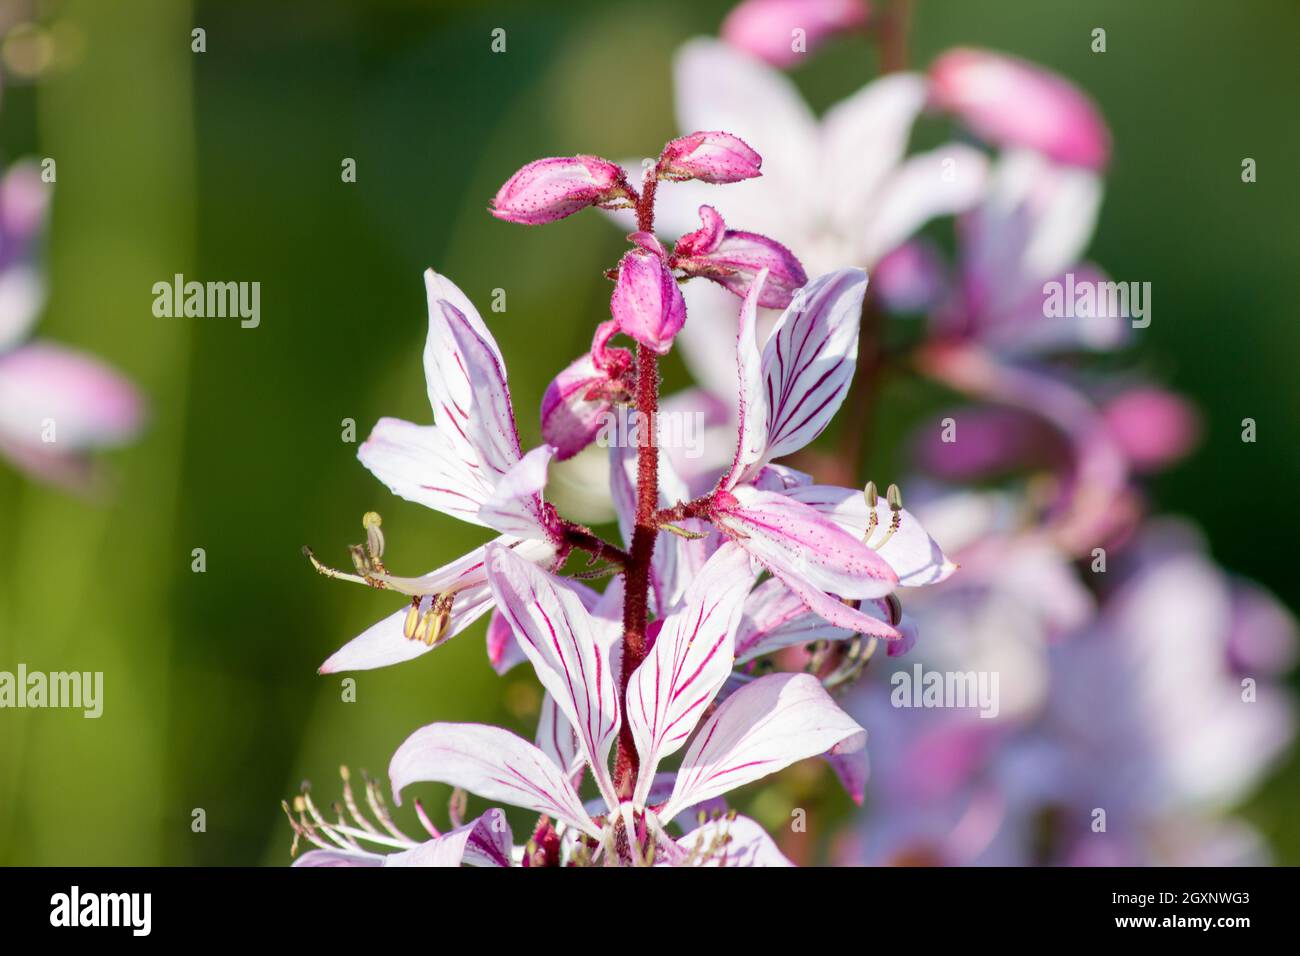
top-left (722, 0), bottom-right (870, 69)
top-left (734, 577), bottom-right (851, 664)
top-left (716, 485), bottom-right (897, 600)
top-left (485, 543), bottom-right (622, 811)
top-left (389, 722), bottom-right (600, 839)
top-left (626, 544), bottom-right (756, 804)
top-left (0, 341), bottom-right (144, 450)
top-left (659, 672), bottom-right (866, 823)
top-left (785, 484), bottom-right (957, 586)
top-left (1102, 387), bottom-right (1200, 473)
top-left (929, 47), bottom-right (1111, 169)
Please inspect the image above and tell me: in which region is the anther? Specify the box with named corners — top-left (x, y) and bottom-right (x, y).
top-left (362, 511), bottom-right (385, 559)
top-left (862, 481), bottom-right (879, 543)
top-left (402, 598), bottom-right (422, 640)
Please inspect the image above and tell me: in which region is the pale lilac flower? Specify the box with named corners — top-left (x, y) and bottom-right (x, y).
top-left (929, 47), bottom-right (1111, 170)
top-left (0, 161), bottom-right (144, 487)
top-left (490, 155), bottom-right (632, 225)
top-left (384, 544), bottom-right (866, 865)
top-left (722, 0), bottom-right (870, 69)
top-left (311, 269), bottom-right (568, 674)
top-left (610, 244), bottom-right (686, 354)
top-left (658, 130), bottom-right (763, 184)
top-left (673, 204), bottom-right (807, 308)
top-left (656, 40), bottom-right (987, 276)
top-left (697, 269), bottom-right (954, 640)
top-left (846, 518), bottom-right (1295, 866)
top-left (638, 40), bottom-right (986, 398)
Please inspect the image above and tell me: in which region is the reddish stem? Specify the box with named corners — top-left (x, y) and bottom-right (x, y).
top-left (612, 164), bottom-right (665, 800)
top-left (615, 341), bottom-right (659, 798)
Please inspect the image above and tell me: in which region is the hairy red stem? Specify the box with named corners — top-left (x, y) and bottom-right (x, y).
top-left (614, 182), bottom-right (662, 799)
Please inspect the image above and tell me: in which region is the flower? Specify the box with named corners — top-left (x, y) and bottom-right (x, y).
top-left (309, 268), bottom-right (569, 674)
top-left (721, 0), bottom-right (870, 69)
top-left (0, 161), bottom-right (144, 487)
top-left (383, 543), bottom-right (867, 866)
top-left (929, 47), bottom-right (1111, 170)
top-left (702, 269), bottom-right (953, 639)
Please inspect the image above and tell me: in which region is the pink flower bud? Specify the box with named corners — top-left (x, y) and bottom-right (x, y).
top-left (674, 205), bottom-right (807, 309)
top-left (722, 0), bottom-right (870, 68)
top-left (929, 48), bottom-right (1111, 170)
top-left (490, 155), bottom-right (630, 225)
top-left (658, 131), bottom-right (762, 184)
top-left (540, 351), bottom-right (631, 460)
top-left (610, 248), bottom-right (687, 354)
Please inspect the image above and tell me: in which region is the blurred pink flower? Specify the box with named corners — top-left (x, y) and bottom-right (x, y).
top-left (0, 161), bottom-right (144, 487)
top-left (722, 0), bottom-right (870, 68)
top-left (929, 47), bottom-right (1111, 170)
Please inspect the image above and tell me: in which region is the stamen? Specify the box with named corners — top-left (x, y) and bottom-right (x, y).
top-left (402, 598), bottom-right (421, 640)
top-left (362, 511), bottom-right (385, 561)
top-left (862, 481), bottom-right (879, 543)
top-left (867, 482), bottom-right (905, 550)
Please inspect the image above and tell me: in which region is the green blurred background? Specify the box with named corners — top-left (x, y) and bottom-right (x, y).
top-left (0, 0), bottom-right (1297, 865)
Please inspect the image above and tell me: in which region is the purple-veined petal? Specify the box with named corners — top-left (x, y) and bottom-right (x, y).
top-left (486, 544), bottom-right (621, 812)
top-left (721, 269), bottom-right (770, 490)
top-left (659, 672), bottom-right (866, 823)
top-left (292, 848), bottom-right (383, 867)
top-left (785, 484), bottom-right (957, 587)
top-left (486, 608), bottom-right (527, 674)
top-left (716, 485), bottom-right (897, 600)
top-left (535, 692), bottom-right (585, 790)
top-left (318, 536), bottom-right (557, 674)
top-left (478, 444), bottom-right (555, 539)
top-left (383, 808), bottom-right (514, 867)
top-left (627, 544), bottom-right (756, 805)
top-left (422, 272), bottom-right (522, 481)
top-left (734, 577), bottom-right (852, 664)
top-left (357, 416), bottom-right (494, 526)
top-left (760, 268), bottom-right (866, 462)
top-left (671, 813), bottom-right (794, 866)
top-left (390, 722), bottom-right (600, 839)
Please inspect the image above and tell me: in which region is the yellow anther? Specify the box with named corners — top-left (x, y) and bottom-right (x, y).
top-left (362, 511), bottom-right (385, 559)
top-left (403, 599), bottom-right (422, 640)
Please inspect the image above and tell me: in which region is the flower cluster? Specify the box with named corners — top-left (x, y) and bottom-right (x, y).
top-left (294, 121), bottom-right (956, 866)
